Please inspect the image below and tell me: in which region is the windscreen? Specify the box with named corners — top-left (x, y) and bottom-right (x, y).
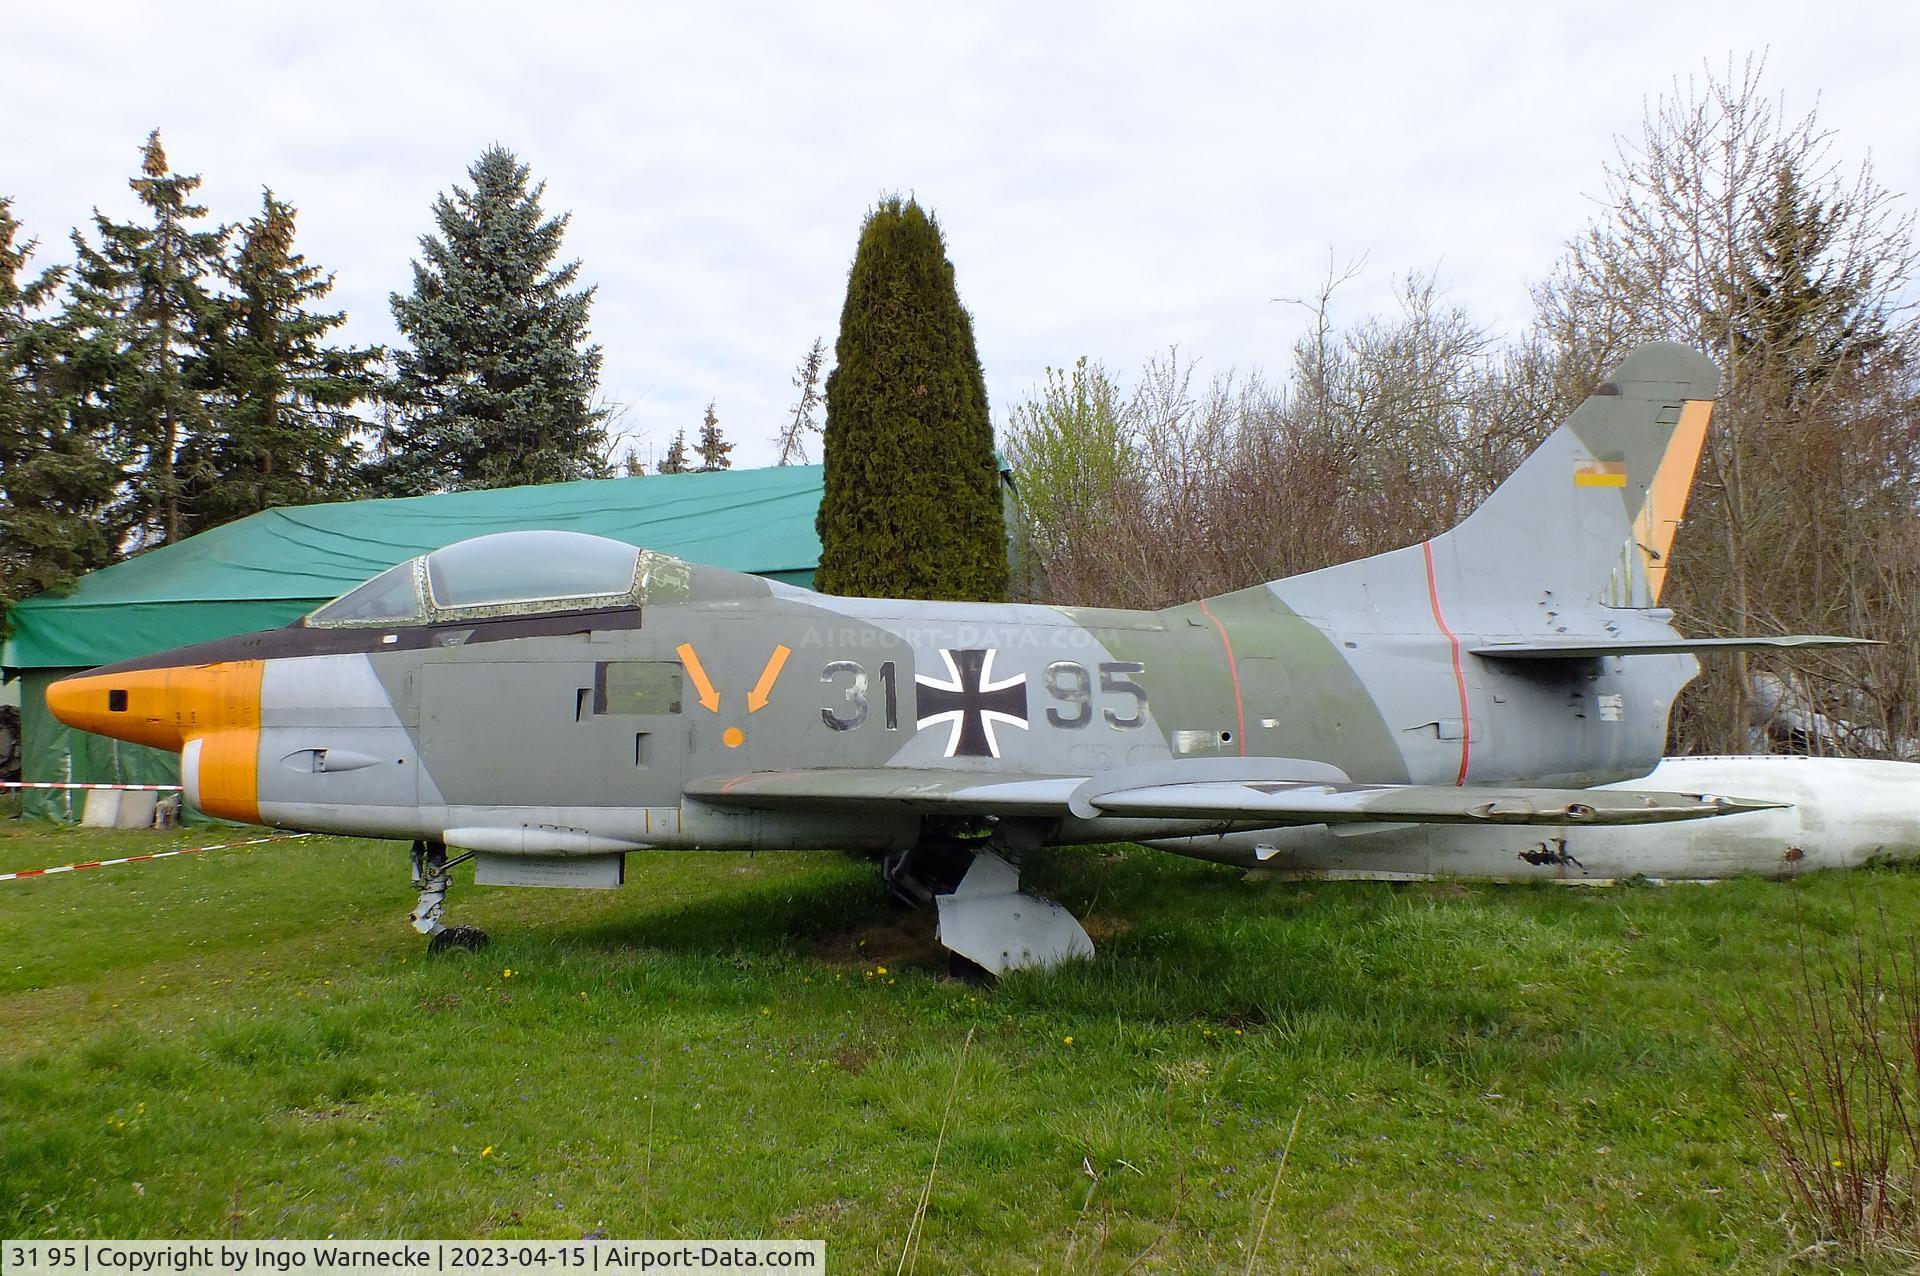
top-left (305, 561), bottom-right (425, 625)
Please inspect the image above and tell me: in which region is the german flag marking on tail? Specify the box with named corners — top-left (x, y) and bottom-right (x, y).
top-left (1574, 460), bottom-right (1628, 488)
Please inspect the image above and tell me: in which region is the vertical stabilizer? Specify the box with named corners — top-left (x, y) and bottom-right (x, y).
top-left (1442, 342), bottom-right (1720, 610)
top-left (1259, 343), bottom-right (1722, 787)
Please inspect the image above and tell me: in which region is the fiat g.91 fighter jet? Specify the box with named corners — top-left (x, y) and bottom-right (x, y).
top-left (48, 344), bottom-right (1867, 971)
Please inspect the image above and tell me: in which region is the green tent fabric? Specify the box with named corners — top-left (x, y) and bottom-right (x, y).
top-left (4, 466), bottom-right (824, 821)
top-left (5, 466), bottom-right (823, 670)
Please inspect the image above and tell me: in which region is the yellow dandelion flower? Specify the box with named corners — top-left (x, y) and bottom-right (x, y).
top-left (481, 1146), bottom-right (494, 1158)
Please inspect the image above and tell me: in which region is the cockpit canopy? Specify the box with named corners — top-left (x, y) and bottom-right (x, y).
top-left (305, 531), bottom-right (692, 627)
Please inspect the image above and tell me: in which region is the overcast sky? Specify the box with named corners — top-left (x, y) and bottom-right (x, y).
top-left (6, 1), bottom-right (1918, 470)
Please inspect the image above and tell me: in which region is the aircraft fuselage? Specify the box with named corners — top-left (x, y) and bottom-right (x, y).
top-left (49, 574), bottom-right (1684, 854)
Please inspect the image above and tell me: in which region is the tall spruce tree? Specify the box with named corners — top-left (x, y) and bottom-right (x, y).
top-left (774, 336), bottom-right (826, 464)
top-left (816, 197), bottom-right (1004, 600)
top-left (178, 190), bottom-right (377, 533)
top-left (657, 428), bottom-right (690, 474)
top-left (693, 401), bottom-right (733, 472)
top-left (60, 131), bottom-right (224, 547)
top-left (376, 146), bottom-right (607, 494)
top-left (0, 198), bottom-right (118, 627)
top-left (1726, 164), bottom-right (1889, 409)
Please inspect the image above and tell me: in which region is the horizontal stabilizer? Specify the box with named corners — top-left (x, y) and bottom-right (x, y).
top-left (687, 763), bottom-right (1778, 828)
top-left (1470, 635), bottom-right (1877, 662)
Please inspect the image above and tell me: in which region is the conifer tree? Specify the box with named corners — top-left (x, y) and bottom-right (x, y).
top-left (377, 146), bottom-right (608, 494)
top-left (657, 428), bottom-right (690, 474)
top-left (774, 336), bottom-right (826, 464)
top-left (62, 131), bottom-right (223, 546)
top-left (0, 199), bottom-right (118, 627)
top-left (816, 197), bottom-right (1005, 600)
top-left (694, 401), bottom-right (733, 472)
top-left (179, 190), bottom-right (377, 533)
top-left (1725, 164), bottom-right (1888, 408)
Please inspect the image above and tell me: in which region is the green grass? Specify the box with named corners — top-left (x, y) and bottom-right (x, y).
top-left (3, 818), bottom-right (1915, 1272)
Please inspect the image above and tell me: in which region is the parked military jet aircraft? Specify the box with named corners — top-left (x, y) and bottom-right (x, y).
top-left (48, 344), bottom-right (1867, 970)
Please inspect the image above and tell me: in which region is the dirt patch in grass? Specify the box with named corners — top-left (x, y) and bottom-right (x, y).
top-left (810, 912), bottom-right (942, 969)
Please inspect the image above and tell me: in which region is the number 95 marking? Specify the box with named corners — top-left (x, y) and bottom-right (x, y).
top-left (1047, 660), bottom-right (1146, 729)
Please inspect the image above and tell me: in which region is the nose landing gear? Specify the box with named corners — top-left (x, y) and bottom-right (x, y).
top-left (408, 839), bottom-right (490, 954)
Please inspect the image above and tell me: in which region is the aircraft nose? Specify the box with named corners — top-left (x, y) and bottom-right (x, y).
top-left (47, 668), bottom-right (190, 750)
top-left (46, 661), bottom-right (266, 823)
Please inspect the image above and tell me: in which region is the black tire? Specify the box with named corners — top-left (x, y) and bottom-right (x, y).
top-left (428, 925), bottom-right (491, 954)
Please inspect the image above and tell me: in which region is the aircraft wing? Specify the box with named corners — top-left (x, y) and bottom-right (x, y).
top-left (685, 764), bottom-right (1778, 827)
top-left (1470, 635), bottom-right (1876, 661)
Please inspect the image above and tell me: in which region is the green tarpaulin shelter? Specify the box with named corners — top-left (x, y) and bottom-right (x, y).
top-left (3, 467), bottom-right (824, 820)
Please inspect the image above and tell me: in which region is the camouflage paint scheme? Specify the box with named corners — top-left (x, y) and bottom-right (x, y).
top-left (45, 344), bottom-right (1867, 960)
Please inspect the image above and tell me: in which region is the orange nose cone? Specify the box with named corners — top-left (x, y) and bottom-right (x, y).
top-left (47, 668), bottom-right (190, 750)
top-left (46, 662), bottom-right (265, 824)
top-left (49, 662), bottom-right (265, 749)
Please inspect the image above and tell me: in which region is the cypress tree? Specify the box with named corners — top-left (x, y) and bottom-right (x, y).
top-left (376, 145), bottom-right (608, 494)
top-left (0, 198), bottom-right (118, 627)
top-left (179, 190), bottom-right (377, 533)
top-left (816, 197), bottom-right (1004, 600)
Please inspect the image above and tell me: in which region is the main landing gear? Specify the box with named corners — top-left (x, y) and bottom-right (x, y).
top-left (409, 839), bottom-right (489, 954)
top-left (885, 832), bottom-right (1094, 976)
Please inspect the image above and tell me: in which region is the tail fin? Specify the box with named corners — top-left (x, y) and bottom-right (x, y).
top-left (1446, 342), bottom-right (1720, 609)
top-left (1265, 343), bottom-right (1720, 635)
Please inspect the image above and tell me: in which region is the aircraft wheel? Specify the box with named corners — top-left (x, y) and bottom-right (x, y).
top-left (428, 925), bottom-right (491, 955)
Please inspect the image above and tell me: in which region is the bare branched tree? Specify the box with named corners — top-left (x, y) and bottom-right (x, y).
top-left (1534, 53), bottom-right (1920, 755)
top-left (1005, 275), bottom-right (1529, 610)
top-left (1009, 59), bottom-right (1918, 760)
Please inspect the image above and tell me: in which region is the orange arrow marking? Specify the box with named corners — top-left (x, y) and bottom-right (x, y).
top-left (676, 642), bottom-right (721, 712)
top-left (747, 644), bottom-right (792, 713)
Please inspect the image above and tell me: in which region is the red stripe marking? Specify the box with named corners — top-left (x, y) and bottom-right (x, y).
top-left (2, 833), bottom-right (309, 884)
top-left (0, 782), bottom-right (183, 791)
top-left (1422, 541), bottom-right (1472, 785)
top-left (1194, 597), bottom-right (1248, 756)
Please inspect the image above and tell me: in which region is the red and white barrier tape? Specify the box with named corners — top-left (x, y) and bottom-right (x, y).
top-left (2, 781), bottom-right (184, 791)
top-left (0, 833), bottom-right (310, 882)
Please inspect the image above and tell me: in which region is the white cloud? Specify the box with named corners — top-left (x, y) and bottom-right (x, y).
top-left (5, 0), bottom-right (1917, 470)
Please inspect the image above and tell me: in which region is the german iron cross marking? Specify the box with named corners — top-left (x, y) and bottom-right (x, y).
top-left (915, 648), bottom-right (1029, 758)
